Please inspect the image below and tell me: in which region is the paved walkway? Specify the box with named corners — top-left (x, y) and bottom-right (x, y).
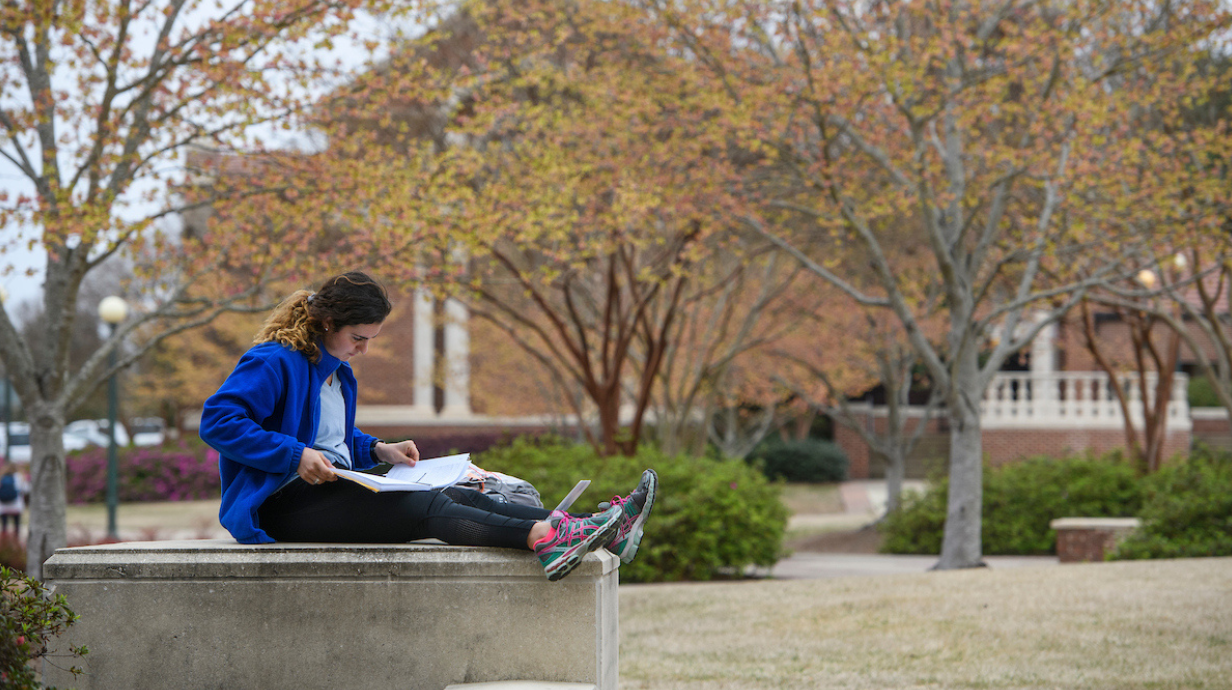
top-left (771, 552), bottom-right (1059, 579)
top-left (770, 480), bottom-right (1059, 579)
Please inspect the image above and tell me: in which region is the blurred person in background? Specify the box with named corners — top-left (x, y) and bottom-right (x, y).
top-left (0, 463), bottom-right (29, 536)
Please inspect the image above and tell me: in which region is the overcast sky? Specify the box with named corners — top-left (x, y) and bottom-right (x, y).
top-left (0, 6), bottom-right (416, 315)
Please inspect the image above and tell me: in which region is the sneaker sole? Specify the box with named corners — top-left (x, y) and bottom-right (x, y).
top-left (544, 510), bottom-right (622, 582)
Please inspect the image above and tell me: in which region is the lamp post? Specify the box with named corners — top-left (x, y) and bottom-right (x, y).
top-left (0, 286), bottom-right (9, 464)
top-left (99, 295), bottom-right (128, 540)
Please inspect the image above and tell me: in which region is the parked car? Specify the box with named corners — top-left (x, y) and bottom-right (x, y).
top-left (1, 422), bottom-right (95, 463)
top-left (64, 419), bottom-right (130, 448)
top-left (129, 417), bottom-right (166, 447)
top-left (62, 430), bottom-right (91, 453)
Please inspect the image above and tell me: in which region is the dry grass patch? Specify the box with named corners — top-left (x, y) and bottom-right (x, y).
top-left (781, 483), bottom-right (858, 544)
top-left (619, 558), bottom-right (1232, 689)
top-left (65, 499), bottom-right (224, 540)
top-left (779, 483), bottom-right (845, 515)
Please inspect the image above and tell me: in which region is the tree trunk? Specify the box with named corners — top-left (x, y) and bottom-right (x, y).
top-left (935, 350), bottom-right (986, 570)
top-left (25, 404), bottom-right (69, 581)
top-left (881, 447), bottom-right (905, 514)
top-left (596, 384), bottom-right (623, 457)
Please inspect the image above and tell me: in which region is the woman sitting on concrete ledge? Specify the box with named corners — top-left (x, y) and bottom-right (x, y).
top-left (200, 270), bottom-right (657, 582)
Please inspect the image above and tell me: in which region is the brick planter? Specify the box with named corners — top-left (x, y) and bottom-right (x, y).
top-left (1049, 517), bottom-right (1141, 563)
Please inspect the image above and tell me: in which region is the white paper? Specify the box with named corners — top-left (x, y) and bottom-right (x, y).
top-left (333, 453), bottom-right (471, 492)
top-left (382, 453), bottom-right (472, 486)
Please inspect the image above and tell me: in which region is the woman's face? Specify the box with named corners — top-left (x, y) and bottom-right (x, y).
top-left (322, 321), bottom-right (383, 362)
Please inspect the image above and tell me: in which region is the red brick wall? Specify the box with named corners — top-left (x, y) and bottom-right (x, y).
top-left (1053, 316), bottom-right (1220, 370)
top-left (358, 422), bottom-right (567, 459)
top-left (835, 422), bottom-right (871, 479)
top-left (834, 412), bottom-right (948, 480)
top-left (1191, 412), bottom-right (1232, 451)
top-left (983, 428), bottom-right (1190, 465)
top-left (1191, 415), bottom-right (1230, 434)
top-left (350, 293), bottom-right (418, 406)
top-left (1055, 527), bottom-right (1121, 563)
top-left (835, 412), bottom-right (1194, 478)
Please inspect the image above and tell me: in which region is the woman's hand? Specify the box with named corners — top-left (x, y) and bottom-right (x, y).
top-left (375, 440), bottom-right (420, 467)
top-left (297, 448), bottom-right (337, 485)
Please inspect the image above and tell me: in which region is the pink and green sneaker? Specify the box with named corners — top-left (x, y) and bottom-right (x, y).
top-left (534, 505), bottom-right (622, 582)
top-left (602, 469), bottom-right (658, 564)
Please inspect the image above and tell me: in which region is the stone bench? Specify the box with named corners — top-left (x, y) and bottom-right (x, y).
top-left (1049, 517), bottom-right (1141, 563)
top-left (43, 540), bottom-right (617, 690)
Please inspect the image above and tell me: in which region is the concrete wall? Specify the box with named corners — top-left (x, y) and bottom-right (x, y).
top-left (44, 540), bottom-right (619, 690)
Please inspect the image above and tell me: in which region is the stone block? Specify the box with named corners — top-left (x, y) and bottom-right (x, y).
top-left (1050, 517), bottom-right (1141, 563)
top-left (43, 540), bottom-right (619, 690)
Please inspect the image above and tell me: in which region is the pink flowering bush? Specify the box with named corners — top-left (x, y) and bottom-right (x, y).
top-left (65, 439), bottom-right (220, 504)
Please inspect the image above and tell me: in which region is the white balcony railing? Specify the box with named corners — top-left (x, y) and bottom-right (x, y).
top-left (981, 371), bottom-right (1191, 430)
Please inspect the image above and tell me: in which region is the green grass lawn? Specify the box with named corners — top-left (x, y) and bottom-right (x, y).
top-left (619, 557), bottom-right (1232, 689)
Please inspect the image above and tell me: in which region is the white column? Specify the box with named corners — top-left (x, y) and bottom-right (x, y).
top-left (1030, 320), bottom-right (1056, 377)
top-left (411, 286), bottom-right (436, 416)
top-left (1030, 315), bottom-right (1056, 416)
top-left (440, 296), bottom-right (472, 417)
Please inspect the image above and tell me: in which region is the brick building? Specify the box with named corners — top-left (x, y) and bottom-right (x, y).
top-left (834, 312), bottom-right (1230, 479)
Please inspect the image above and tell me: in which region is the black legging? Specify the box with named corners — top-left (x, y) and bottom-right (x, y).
top-left (257, 479), bottom-right (558, 550)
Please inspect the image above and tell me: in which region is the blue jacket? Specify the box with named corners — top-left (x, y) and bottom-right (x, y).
top-left (200, 342), bottom-right (380, 543)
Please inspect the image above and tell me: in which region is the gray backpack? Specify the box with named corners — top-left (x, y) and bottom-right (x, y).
top-left (455, 464), bottom-right (543, 508)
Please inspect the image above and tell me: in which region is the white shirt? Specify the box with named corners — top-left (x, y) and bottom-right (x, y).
top-left (313, 374), bottom-right (353, 471)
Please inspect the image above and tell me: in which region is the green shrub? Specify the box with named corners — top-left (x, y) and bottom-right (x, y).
top-left (1188, 375), bottom-right (1223, 408)
top-left (748, 438), bottom-right (849, 483)
top-left (880, 454), bottom-right (1142, 555)
top-left (879, 482), bottom-right (947, 555)
top-left (1111, 449), bottom-right (1232, 560)
top-left (1, 566), bottom-right (88, 689)
top-left (474, 436), bottom-right (789, 582)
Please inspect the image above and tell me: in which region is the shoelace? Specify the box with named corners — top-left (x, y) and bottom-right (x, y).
top-left (552, 514), bottom-right (597, 543)
top-left (612, 495), bottom-right (643, 534)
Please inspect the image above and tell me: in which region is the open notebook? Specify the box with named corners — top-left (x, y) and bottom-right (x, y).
top-left (332, 453), bottom-right (471, 492)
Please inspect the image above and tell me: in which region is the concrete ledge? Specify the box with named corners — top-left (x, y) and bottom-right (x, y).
top-left (44, 540), bottom-right (619, 690)
top-left (1050, 517), bottom-right (1141, 563)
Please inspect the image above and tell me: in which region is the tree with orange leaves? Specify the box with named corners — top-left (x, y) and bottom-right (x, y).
top-left (0, 0), bottom-right (405, 577)
top-left (648, 0), bottom-right (1230, 568)
top-left (1069, 53), bottom-right (1231, 472)
top-left (342, 0), bottom-right (754, 456)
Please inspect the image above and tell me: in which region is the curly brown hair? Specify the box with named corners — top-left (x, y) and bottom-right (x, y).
top-left (255, 271), bottom-right (392, 362)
